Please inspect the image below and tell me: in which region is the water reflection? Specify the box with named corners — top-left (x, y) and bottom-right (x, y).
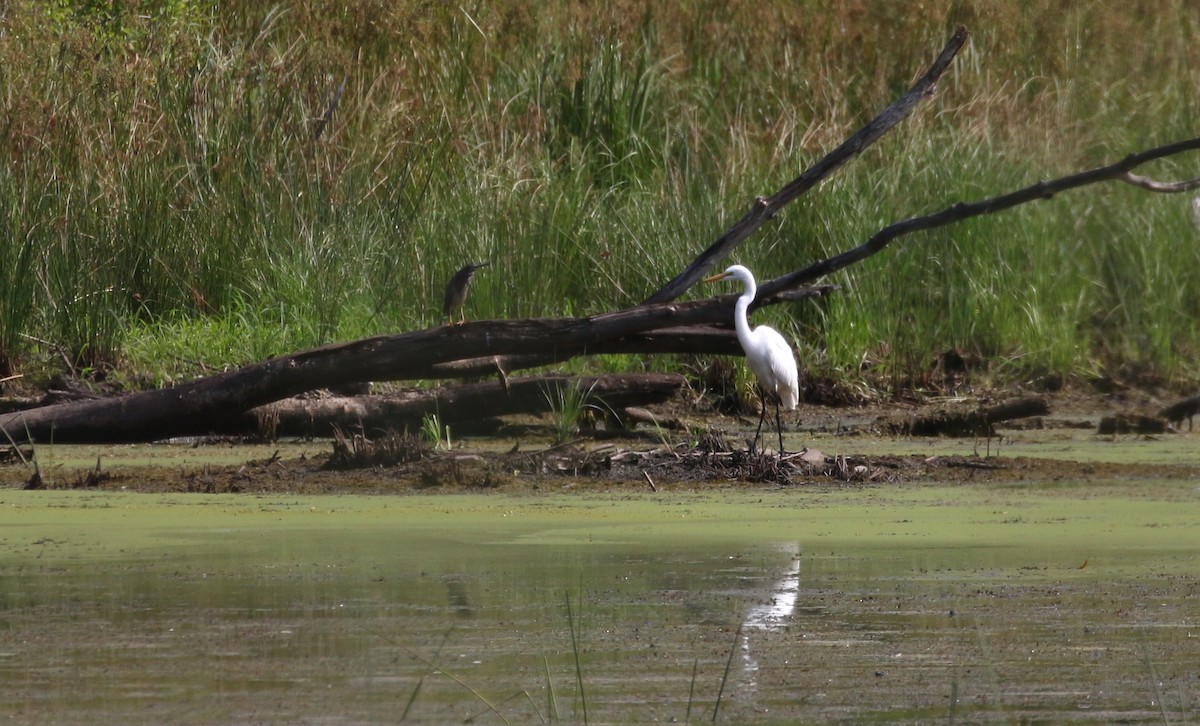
top-left (442, 575), bottom-right (475, 619)
top-left (2, 519), bottom-right (1195, 724)
top-left (738, 542), bottom-right (801, 688)
top-left (742, 542), bottom-right (802, 632)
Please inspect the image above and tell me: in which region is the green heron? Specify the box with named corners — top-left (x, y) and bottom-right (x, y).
top-left (442, 262), bottom-right (489, 325)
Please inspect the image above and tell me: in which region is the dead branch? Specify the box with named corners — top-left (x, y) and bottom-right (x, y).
top-left (428, 285), bottom-right (839, 379)
top-left (1117, 171), bottom-right (1200, 193)
top-left (759, 135), bottom-right (1200, 297)
top-left (643, 25), bottom-right (969, 304)
top-left (980, 396), bottom-right (1051, 423)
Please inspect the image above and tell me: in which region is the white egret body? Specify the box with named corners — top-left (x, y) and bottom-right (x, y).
top-left (704, 264), bottom-right (799, 454)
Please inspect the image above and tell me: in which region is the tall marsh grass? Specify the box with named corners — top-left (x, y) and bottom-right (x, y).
top-left (2, 1), bottom-right (1198, 390)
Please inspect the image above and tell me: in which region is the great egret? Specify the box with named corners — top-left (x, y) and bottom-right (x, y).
top-left (704, 264), bottom-right (799, 454)
top-left (443, 262), bottom-right (489, 325)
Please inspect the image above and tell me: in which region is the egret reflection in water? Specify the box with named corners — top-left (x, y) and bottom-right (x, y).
top-left (740, 543), bottom-right (801, 686)
top-left (443, 575), bottom-right (475, 619)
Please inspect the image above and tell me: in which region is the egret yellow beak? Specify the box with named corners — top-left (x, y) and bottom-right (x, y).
top-left (702, 271), bottom-right (729, 283)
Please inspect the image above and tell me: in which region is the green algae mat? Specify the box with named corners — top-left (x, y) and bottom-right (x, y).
top-left (2, 477), bottom-right (1197, 724)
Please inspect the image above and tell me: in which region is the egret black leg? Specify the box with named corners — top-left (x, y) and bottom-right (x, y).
top-left (774, 398), bottom-right (785, 456)
top-left (754, 392), bottom-right (769, 453)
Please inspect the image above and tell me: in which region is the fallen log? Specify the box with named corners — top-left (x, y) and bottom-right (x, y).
top-left (898, 396), bottom-right (1049, 437)
top-left (246, 374), bottom-right (685, 439)
top-left (619, 406), bottom-right (686, 432)
top-left (1098, 413), bottom-right (1167, 436)
top-left (0, 300), bottom-right (782, 444)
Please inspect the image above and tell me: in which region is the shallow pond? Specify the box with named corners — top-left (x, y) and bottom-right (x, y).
top-left (1, 481), bottom-right (1198, 724)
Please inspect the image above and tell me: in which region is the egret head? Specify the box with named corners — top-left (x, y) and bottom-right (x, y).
top-left (703, 264), bottom-right (755, 290)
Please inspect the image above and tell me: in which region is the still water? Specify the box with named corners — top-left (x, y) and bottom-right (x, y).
top-left (1, 484), bottom-right (1197, 724)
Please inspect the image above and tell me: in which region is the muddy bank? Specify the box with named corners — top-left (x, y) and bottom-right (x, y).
top-left (3, 390), bottom-right (1196, 494)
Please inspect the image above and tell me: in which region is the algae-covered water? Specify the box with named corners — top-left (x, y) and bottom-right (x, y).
top-left (1, 481), bottom-right (1198, 724)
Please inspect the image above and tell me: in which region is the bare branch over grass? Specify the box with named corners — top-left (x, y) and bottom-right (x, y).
top-left (643, 26), bottom-right (970, 304)
top-left (760, 135), bottom-right (1200, 297)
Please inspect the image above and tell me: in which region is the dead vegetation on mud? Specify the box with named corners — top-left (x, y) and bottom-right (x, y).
top-left (4, 387), bottom-right (1198, 495)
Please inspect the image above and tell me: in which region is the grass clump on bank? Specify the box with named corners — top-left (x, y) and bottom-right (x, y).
top-left (1, 1), bottom-right (1198, 395)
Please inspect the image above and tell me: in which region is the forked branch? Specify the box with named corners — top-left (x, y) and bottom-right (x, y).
top-left (643, 25), bottom-right (970, 304)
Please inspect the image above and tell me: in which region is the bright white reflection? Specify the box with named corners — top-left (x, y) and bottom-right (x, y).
top-left (740, 543), bottom-right (801, 685)
top-left (743, 543), bottom-right (801, 632)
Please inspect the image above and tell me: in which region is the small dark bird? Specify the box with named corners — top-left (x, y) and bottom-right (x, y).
top-left (442, 262), bottom-right (489, 325)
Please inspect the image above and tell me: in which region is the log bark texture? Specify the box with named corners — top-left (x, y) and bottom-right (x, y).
top-left (0, 284), bottom-right (845, 444)
top-left (245, 374), bottom-right (685, 439)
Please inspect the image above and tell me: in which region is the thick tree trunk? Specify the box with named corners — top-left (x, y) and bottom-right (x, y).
top-left (0, 289), bottom-right (845, 444)
top-left (245, 374), bottom-right (686, 439)
top-left (0, 304), bottom-right (731, 444)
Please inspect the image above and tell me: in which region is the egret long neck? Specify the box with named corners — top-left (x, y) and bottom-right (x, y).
top-left (734, 283), bottom-right (756, 345)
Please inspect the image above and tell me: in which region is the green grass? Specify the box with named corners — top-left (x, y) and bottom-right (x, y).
top-left (419, 412), bottom-right (452, 451)
top-left (542, 379), bottom-right (600, 444)
top-left (2, 1), bottom-right (1199, 392)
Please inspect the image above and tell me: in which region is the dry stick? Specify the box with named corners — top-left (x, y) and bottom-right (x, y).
top-left (711, 622), bottom-right (744, 723)
top-left (757, 135), bottom-right (1200, 297)
top-left (312, 73), bottom-right (348, 141)
top-left (644, 25), bottom-right (969, 305)
top-left (1117, 171), bottom-right (1200, 193)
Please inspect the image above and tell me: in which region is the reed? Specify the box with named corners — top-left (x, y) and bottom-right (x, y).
top-left (2, 1), bottom-right (1198, 391)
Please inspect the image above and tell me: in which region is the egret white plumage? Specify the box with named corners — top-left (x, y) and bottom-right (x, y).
top-left (704, 264), bottom-right (799, 454)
